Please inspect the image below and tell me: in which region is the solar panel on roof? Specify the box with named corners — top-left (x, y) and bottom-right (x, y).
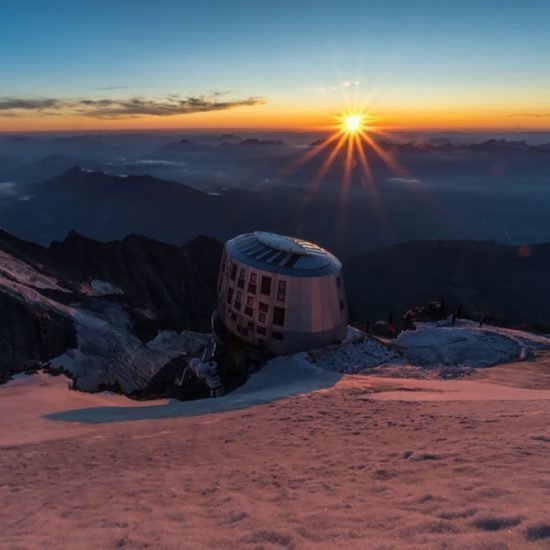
top-left (262, 249), bottom-right (280, 262)
top-left (284, 254), bottom-right (301, 268)
top-left (269, 251), bottom-right (288, 265)
top-left (255, 248), bottom-right (274, 261)
top-left (227, 232), bottom-right (340, 273)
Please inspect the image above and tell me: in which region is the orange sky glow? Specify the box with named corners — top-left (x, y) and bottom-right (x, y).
top-left (2, 100), bottom-right (550, 133)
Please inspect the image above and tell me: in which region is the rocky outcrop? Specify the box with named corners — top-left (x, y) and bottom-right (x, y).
top-left (0, 292), bottom-right (76, 381)
top-left (136, 355), bottom-right (210, 401)
top-left (0, 229), bottom-right (223, 396)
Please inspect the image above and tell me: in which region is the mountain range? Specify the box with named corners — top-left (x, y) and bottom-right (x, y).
top-left (2, 166), bottom-right (549, 258)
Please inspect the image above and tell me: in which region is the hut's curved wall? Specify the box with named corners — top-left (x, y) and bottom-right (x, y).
top-left (216, 232), bottom-right (348, 355)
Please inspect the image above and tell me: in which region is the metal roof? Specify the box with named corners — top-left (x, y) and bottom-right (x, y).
top-left (225, 232), bottom-right (342, 277)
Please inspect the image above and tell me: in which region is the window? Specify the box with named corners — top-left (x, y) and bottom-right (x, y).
top-left (236, 290), bottom-right (242, 301)
top-left (226, 287), bottom-right (234, 304)
top-left (277, 280), bottom-right (286, 302)
top-left (339, 299), bottom-right (345, 310)
top-left (237, 269), bottom-right (245, 289)
top-left (260, 276), bottom-right (272, 296)
top-left (234, 301), bottom-right (242, 311)
top-left (272, 330), bottom-right (283, 340)
top-left (259, 312), bottom-right (266, 323)
top-left (273, 306), bottom-right (286, 327)
top-left (246, 296), bottom-right (254, 306)
top-left (248, 282), bottom-right (257, 294)
top-left (336, 276), bottom-right (342, 288)
top-left (259, 302), bottom-right (269, 313)
top-left (245, 306), bottom-right (253, 317)
top-left (257, 326), bottom-right (266, 335)
top-left (230, 263), bottom-right (237, 281)
top-left (250, 272), bottom-right (257, 283)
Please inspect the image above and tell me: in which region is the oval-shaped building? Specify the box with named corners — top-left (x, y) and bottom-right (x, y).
top-left (216, 231), bottom-right (348, 355)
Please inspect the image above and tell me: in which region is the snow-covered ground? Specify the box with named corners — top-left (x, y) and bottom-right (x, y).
top-left (0, 250), bottom-right (67, 292)
top-left (0, 250), bottom-right (73, 316)
top-left (392, 321), bottom-right (550, 374)
top-left (302, 321), bottom-right (550, 381)
top-left (1, 358), bottom-right (550, 548)
top-left (306, 328), bottom-right (399, 374)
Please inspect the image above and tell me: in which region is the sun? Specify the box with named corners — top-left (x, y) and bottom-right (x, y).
top-left (343, 114), bottom-right (364, 133)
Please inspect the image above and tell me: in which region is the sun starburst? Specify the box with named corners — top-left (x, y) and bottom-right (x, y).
top-left (282, 105), bottom-right (417, 232)
top-left (342, 114), bottom-right (364, 133)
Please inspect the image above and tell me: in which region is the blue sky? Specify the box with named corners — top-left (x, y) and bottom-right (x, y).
top-left (1, 0), bottom-right (549, 130)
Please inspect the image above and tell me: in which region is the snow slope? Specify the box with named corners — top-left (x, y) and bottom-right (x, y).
top-left (1, 364), bottom-right (550, 549)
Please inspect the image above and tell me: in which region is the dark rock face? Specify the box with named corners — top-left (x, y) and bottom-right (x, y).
top-left (137, 355), bottom-right (210, 401)
top-left (0, 292), bottom-right (77, 378)
top-left (346, 240), bottom-right (550, 328)
top-left (47, 231), bottom-right (222, 338)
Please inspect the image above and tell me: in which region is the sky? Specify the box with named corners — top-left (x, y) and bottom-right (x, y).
top-left (1, 0), bottom-right (550, 132)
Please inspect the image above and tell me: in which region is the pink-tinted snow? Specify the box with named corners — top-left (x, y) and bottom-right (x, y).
top-left (1, 359), bottom-right (550, 548)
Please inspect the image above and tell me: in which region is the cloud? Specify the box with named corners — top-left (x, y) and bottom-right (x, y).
top-left (0, 98), bottom-right (61, 111)
top-left (0, 94), bottom-right (266, 119)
